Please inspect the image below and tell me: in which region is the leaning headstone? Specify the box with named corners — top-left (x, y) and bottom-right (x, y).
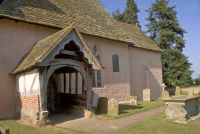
top-left (96, 97), bottom-right (108, 114)
top-left (130, 96), bottom-right (137, 105)
top-left (108, 98), bottom-right (119, 116)
top-left (143, 89), bottom-right (151, 102)
top-left (188, 90), bottom-right (194, 97)
top-left (161, 91), bottom-right (170, 100)
top-left (175, 86), bottom-right (181, 96)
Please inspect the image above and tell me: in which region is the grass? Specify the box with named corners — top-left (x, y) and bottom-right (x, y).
top-left (0, 120), bottom-right (88, 134)
top-left (95, 100), bottom-right (164, 120)
top-left (119, 113), bottom-right (200, 134)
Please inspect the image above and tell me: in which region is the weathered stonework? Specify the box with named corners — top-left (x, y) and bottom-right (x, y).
top-left (143, 89), bottom-right (151, 102)
top-left (161, 91), bottom-right (170, 100)
top-left (130, 96), bottom-right (137, 105)
top-left (175, 86), bottom-right (181, 96)
top-left (164, 96), bottom-right (200, 123)
top-left (107, 98), bottom-right (119, 116)
top-left (188, 90), bottom-right (194, 97)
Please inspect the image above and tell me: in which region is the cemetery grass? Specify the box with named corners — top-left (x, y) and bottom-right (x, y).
top-left (95, 100), bottom-right (164, 120)
top-left (0, 120), bottom-right (88, 134)
top-left (119, 113), bottom-right (200, 134)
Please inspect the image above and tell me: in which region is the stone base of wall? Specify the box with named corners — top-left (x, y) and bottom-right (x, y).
top-left (16, 94), bottom-right (40, 124)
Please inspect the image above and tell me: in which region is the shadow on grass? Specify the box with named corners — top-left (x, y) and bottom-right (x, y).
top-left (119, 104), bottom-right (143, 114)
top-left (96, 104), bottom-right (143, 115)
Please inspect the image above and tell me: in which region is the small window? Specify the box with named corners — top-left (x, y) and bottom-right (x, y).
top-left (112, 54), bottom-right (120, 72)
top-left (0, 0), bottom-right (3, 5)
top-left (92, 70), bottom-right (102, 87)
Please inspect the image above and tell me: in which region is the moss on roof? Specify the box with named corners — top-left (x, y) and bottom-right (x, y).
top-left (0, 0), bottom-right (161, 52)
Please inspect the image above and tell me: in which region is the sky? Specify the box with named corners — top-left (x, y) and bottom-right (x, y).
top-left (101, 0), bottom-right (200, 79)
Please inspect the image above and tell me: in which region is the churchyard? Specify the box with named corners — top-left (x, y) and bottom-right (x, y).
top-left (1, 86), bottom-right (200, 134)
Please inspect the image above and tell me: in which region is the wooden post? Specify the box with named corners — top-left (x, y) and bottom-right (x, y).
top-left (86, 69), bottom-right (93, 110)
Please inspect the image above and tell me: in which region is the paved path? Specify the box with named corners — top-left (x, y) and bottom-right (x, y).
top-left (56, 106), bottom-right (165, 134)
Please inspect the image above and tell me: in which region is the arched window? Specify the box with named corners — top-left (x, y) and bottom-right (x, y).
top-left (112, 54), bottom-right (119, 72)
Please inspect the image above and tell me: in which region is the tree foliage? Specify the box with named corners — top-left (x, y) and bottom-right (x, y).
top-left (146, 0), bottom-right (193, 88)
top-left (113, 0), bottom-right (140, 26)
top-left (146, 0), bottom-right (185, 51)
top-left (193, 76), bottom-right (200, 85)
top-left (162, 49), bottom-right (193, 88)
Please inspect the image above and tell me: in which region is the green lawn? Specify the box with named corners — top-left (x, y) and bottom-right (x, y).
top-left (119, 113), bottom-right (200, 134)
top-left (0, 120), bottom-right (88, 134)
top-left (95, 100), bottom-right (164, 120)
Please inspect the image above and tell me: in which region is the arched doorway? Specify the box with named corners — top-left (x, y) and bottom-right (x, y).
top-left (14, 27), bottom-right (102, 125)
top-left (39, 40), bottom-right (95, 123)
top-left (46, 66), bottom-right (87, 122)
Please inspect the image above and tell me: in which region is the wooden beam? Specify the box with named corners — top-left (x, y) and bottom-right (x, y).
top-left (60, 50), bottom-right (77, 56)
top-left (75, 72), bottom-right (78, 94)
top-left (64, 73), bottom-right (66, 93)
top-left (69, 73), bottom-right (71, 94)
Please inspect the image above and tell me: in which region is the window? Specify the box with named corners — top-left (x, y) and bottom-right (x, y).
top-left (0, 0), bottom-right (3, 4)
top-left (112, 54), bottom-right (120, 72)
top-left (92, 70), bottom-right (102, 87)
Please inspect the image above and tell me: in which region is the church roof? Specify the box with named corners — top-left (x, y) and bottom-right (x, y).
top-left (13, 25), bottom-right (103, 74)
top-left (0, 0), bottom-right (161, 52)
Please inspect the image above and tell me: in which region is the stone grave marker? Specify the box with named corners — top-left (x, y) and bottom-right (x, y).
top-left (175, 86), bottom-right (181, 96)
top-left (193, 90), bottom-right (200, 95)
top-left (108, 98), bottom-right (119, 116)
top-left (161, 91), bottom-right (170, 100)
top-left (188, 90), bottom-right (194, 97)
top-left (143, 89), bottom-right (151, 102)
top-left (130, 96), bottom-right (137, 105)
top-left (96, 97), bottom-right (108, 114)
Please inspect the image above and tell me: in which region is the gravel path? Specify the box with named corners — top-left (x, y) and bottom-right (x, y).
top-left (56, 106), bottom-right (165, 134)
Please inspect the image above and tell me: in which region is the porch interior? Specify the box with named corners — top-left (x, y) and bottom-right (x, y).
top-left (47, 66), bottom-right (87, 123)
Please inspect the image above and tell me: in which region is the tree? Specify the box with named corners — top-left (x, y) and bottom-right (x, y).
top-left (146, 0), bottom-right (193, 88)
top-left (146, 0), bottom-right (185, 51)
top-left (113, 0), bottom-right (140, 26)
top-left (162, 49), bottom-right (193, 88)
top-left (112, 9), bottom-right (123, 22)
top-left (123, 0), bottom-right (140, 26)
top-left (193, 76), bottom-right (200, 85)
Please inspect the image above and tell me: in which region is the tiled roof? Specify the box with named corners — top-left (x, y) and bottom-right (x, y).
top-left (13, 25), bottom-right (103, 74)
top-left (0, 0), bottom-right (161, 52)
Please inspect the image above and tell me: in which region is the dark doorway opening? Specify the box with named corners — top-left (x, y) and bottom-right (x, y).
top-left (47, 66), bottom-right (86, 123)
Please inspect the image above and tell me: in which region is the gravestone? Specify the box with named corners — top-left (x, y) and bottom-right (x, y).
top-left (193, 90), bottom-right (199, 95)
top-left (188, 90), bottom-right (194, 97)
top-left (96, 97), bottom-right (108, 114)
top-left (84, 109), bottom-right (94, 118)
top-left (0, 125), bottom-right (9, 134)
top-left (161, 91), bottom-right (170, 100)
top-left (130, 96), bottom-right (137, 105)
top-left (175, 86), bottom-right (181, 96)
top-left (143, 89), bottom-right (151, 102)
top-left (108, 98), bottom-right (119, 116)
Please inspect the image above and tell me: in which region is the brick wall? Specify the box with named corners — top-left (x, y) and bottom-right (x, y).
top-left (16, 94), bottom-right (40, 112)
top-left (93, 85), bottom-right (130, 102)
